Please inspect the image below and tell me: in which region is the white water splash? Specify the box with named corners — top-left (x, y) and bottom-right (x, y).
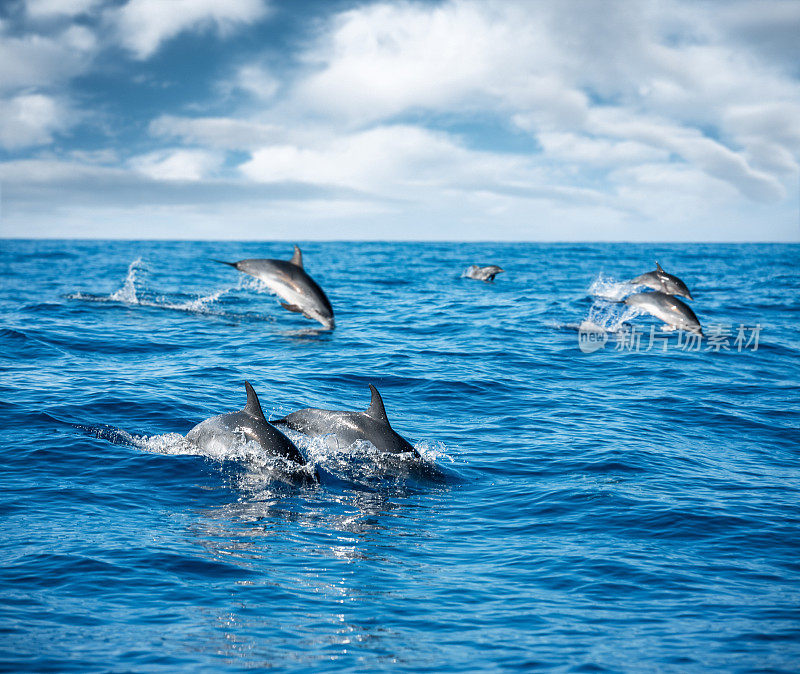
top-left (280, 428), bottom-right (454, 486)
top-left (68, 258), bottom-right (235, 315)
top-left (154, 287), bottom-right (233, 313)
top-left (109, 257), bottom-right (144, 303)
top-left (588, 273), bottom-right (639, 302)
top-left (414, 439), bottom-right (454, 463)
top-left (580, 273), bottom-right (646, 332)
top-left (123, 429), bottom-right (317, 485)
top-left (586, 301), bottom-right (643, 333)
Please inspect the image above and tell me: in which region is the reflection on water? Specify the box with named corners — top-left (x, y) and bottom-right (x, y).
top-left (182, 484), bottom-right (448, 668)
top-left (276, 327), bottom-right (333, 341)
top-left (191, 486), bottom-right (443, 563)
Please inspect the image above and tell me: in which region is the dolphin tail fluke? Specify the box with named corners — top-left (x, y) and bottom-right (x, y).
top-left (211, 258), bottom-right (238, 268)
top-left (243, 381), bottom-right (266, 419)
top-left (365, 384), bottom-right (389, 423)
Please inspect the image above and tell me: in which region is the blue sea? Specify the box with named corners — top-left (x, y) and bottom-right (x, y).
top-left (1, 240), bottom-right (799, 673)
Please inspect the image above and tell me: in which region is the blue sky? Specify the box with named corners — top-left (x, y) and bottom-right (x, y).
top-left (0, 0), bottom-right (799, 241)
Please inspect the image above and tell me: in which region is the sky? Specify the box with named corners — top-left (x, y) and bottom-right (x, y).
top-left (0, 0), bottom-right (799, 241)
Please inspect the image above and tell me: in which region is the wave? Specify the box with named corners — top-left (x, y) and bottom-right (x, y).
top-left (0, 326), bottom-right (66, 358)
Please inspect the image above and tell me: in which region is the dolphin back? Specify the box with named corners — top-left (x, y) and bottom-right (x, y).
top-left (239, 381), bottom-right (311, 465)
top-left (273, 385), bottom-right (418, 456)
top-left (626, 291), bottom-right (702, 334)
top-left (630, 262), bottom-right (693, 300)
top-left (466, 264), bottom-right (504, 282)
top-left (629, 270), bottom-right (659, 288)
top-left (186, 382), bottom-right (314, 476)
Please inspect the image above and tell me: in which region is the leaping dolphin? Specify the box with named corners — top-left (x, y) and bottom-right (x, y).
top-left (624, 291), bottom-right (703, 335)
top-left (215, 245), bottom-right (335, 329)
top-left (186, 381), bottom-right (318, 482)
top-left (273, 384), bottom-right (420, 457)
top-left (465, 264), bottom-right (504, 282)
top-left (630, 262), bottom-right (693, 300)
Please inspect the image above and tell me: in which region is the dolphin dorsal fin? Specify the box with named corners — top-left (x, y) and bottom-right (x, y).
top-left (365, 384), bottom-right (389, 423)
top-left (243, 381), bottom-right (266, 419)
top-left (290, 245), bottom-right (303, 268)
top-left (656, 261), bottom-right (664, 273)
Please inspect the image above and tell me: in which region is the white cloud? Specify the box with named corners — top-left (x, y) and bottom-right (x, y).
top-left (150, 115), bottom-right (284, 150)
top-left (0, 21), bottom-right (98, 150)
top-left (230, 63), bottom-right (280, 101)
top-left (609, 162), bottom-right (744, 230)
top-left (26, 0), bottom-right (105, 19)
top-left (536, 132), bottom-right (668, 167)
top-left (277, 0), bottom-right (799, 205)
top-left (290, 1), bottom-right (590, 128)
top-left (708, 0), bottom-right (800, 74)
top-left (2, 0), bottom-right (799, 240)
top-left (723, 103), bottom-right (800, 155)
top-left (239, 124), bottom-right (528, 193)
top-left (129, 149), bottom-right (223, 181)
top-left (0, 93), bottom-right (71, 149)
top-left (237, 123), bottom-right (620, 217)
top-left (293, 2), bottom-right (511, 122)
top-left (587, 108), bottom-right (785, 201)
top-left (112, 0), bottom-right (268, 59)
top-left (0, 24), bottom-right (97, 93)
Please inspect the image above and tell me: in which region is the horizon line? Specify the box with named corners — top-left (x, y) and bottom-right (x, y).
top-left (1, 237), bottom-right (798, 245)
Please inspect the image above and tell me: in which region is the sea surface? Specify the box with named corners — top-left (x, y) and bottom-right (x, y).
top-left (1, 240), bottom-right (799, 673)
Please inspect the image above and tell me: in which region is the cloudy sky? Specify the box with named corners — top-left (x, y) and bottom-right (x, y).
top-left (1, 0), bottom-right (799, 240)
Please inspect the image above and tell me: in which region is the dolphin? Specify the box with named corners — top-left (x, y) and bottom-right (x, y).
top-left (630, 261), bottom-right (693, 300)
top-left (273, 384), bottom-right (420, 457)
top-left (215, 245), bottom-right (335, 329)
top-left (465, 264), bottom-right (504, 282)
top-left (624, 291), bottom-right (703, 335)
top-left (187, 381), bottom-right (317, 481)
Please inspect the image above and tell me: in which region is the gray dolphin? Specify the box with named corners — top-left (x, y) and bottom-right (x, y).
top-left (630, 261), bottom-right (694, 300)
top-left (187, 381), bottom-right (317, 481)
top-left (215, 245), bottom-right (335, 329)
top-left (625, 291), bottom-right (703, 335)
top-left (466, 264), bottom-right (504, 282)
top-left (273, 385), bottom-right (420, 457)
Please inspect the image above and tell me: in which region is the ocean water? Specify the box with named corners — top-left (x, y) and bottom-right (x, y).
top-left (1, 240), bottom-right (799, 673)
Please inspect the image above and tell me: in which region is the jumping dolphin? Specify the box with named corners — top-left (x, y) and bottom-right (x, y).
top-left (187, 381), bottom-right (317, 481)
top-left (630, 262), bottom-right (694, 300)
top-left (215, 245), bottom-right (335, 329)
top-left (624, 291), bottom-right (703, 335)
top-left (273, 384), bottom-right (420, 457)
top-left (465, 265), bottom-right (504, 282)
